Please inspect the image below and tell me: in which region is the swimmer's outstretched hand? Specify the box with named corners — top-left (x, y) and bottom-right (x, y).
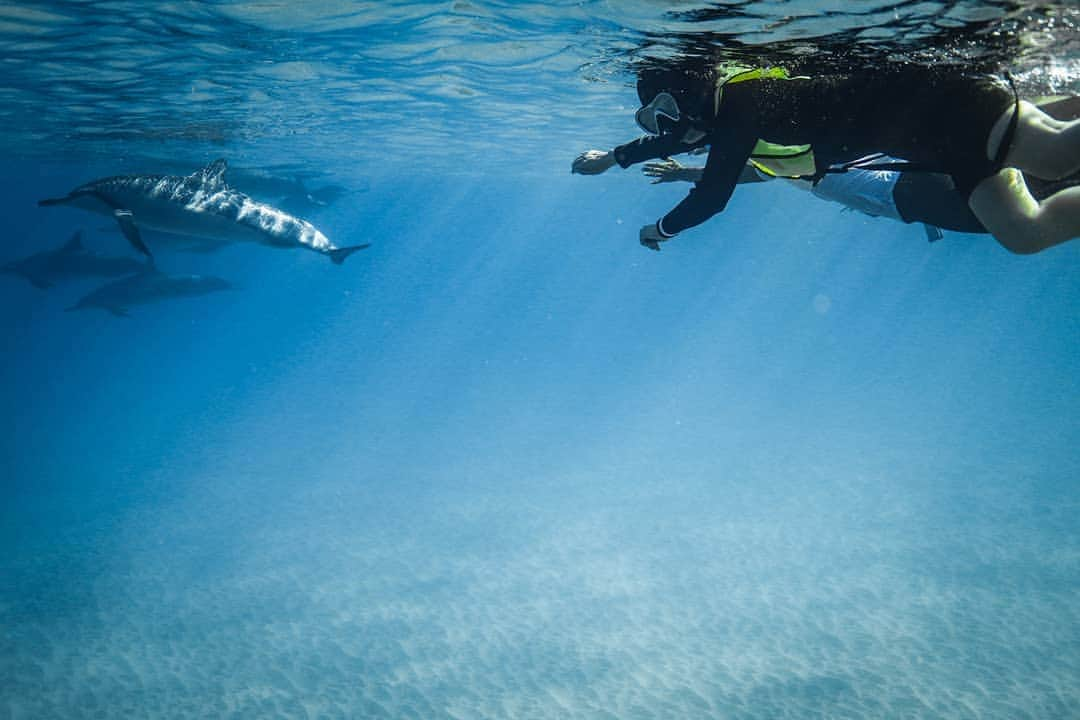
top-left (571, 150), bottom-right (616, 175)
top-left (642, 158), bottom-right (694, 184)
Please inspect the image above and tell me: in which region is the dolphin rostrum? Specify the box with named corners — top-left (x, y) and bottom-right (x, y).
top-left (0, 230), bottom-right (147, 289)
top-left (39, 159), bottom-right (369, 263)
top-left (66, 264), bottom-right (233, 317)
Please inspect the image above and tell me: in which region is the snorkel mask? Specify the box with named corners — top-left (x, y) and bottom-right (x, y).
top-left (635, 92), bottom-right (682, 136)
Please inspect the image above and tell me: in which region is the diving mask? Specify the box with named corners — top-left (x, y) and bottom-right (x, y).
top-left (635, 92), bottom-right (681, 136)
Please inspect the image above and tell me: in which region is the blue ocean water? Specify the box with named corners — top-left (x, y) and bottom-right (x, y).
top-left (1, 2), bottom-right (1079, 718)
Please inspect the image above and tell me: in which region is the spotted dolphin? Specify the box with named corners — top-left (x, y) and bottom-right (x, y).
top-left (0, 230), bottom-right (146, 289)
top-left (66, 265), bottom-right (233, 317)
top-left (39, 159), bottom-right (369, 263)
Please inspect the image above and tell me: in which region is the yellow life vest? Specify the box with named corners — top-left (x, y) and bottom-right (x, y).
top-left (714, 65), bottom-right (816, 178)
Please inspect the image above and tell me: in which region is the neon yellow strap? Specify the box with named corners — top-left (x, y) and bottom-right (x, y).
top-left (749, 142), bottom-right (815, 178)
top-left (712, 65), bottom-right (810, 114)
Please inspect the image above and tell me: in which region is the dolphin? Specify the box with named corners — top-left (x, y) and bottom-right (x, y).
top-left (0, 230), bottom-right (147, 289)
top-left (120, 160), bottom-right (357, 214)
top-left (39, 159), bottom-right (369, 263)
top-left (65, 265), bottom-right (233, 317)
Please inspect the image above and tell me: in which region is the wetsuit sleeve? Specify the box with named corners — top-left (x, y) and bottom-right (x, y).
top-left (613, 134), bottom-right (699, 168)
top-left (659, 130), bottom-right (758, 234)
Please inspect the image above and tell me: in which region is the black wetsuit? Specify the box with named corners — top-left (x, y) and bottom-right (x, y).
top-left (614, 67), bottom-right (1013, 236)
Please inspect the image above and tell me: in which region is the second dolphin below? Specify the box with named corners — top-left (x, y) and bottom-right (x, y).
top-left (39, 159), bottom-right (369, 263)
top-left (66, 265), bottom-right (233, 317)
top-left (1, 230), bottom-right (146, 289)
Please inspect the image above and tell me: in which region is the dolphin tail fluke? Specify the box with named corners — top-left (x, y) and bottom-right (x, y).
top-left (329, 243), bottom-right (371, 265)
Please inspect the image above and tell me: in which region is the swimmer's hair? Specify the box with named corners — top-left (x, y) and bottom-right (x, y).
top-left (636, 65), bottom-right (716, 116)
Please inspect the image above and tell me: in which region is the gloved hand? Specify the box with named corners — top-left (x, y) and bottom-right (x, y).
top-left (639, 223), bottom-right (667, 251)
top-left (571, 149), bottom-right (616, 175)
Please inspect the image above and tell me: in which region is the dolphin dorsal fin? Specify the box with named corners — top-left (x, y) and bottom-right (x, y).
top-left (193, 158), bottom-right (229, 188)
top-left (62, 230), bottom-right (84, 253)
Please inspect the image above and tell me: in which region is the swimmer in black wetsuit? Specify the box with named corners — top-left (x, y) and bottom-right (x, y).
top-left (643, 96), bottom-right (1080, 238)
top-left (573, 64), bottom-right (1080, 254)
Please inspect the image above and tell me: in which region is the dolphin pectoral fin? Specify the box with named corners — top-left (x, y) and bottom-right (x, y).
top-left (328, 243), bottom-right (371, 265)
top-left (114, 210), bottom-right (153, 258)
top-left (29, 276), bottom-right (54, 290)
top-left (106, 306), bottom-right (131, 318)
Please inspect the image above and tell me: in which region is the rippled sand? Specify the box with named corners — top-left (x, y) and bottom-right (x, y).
top-left (3, 453), bottom-right (1078, 719)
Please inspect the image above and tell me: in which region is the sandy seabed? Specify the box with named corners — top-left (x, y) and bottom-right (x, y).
top-left (3, 460), bottom-right (1078, 720)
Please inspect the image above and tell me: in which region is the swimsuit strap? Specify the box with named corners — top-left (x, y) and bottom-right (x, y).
top-left (993, 71), bottom-right (1020, 171)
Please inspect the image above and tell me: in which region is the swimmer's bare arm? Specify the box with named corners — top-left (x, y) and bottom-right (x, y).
top-left (643, 158), bottom-right (771, 185)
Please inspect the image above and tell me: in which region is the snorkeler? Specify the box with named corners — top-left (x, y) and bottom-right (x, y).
top-left (642, 96), bottom-right (1080, 240)
top-left (572, 64), bottom-right (1080, 254)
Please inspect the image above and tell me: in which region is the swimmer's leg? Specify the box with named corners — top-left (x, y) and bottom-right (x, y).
top-left (988, 100), bottom-right (1080, 180)
top-left (969, 168), bottom-right (1080, 254)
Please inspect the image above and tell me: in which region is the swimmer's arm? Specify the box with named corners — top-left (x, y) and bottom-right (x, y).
top-left (643, 159), bottom-right (769, 185)
top-left (572, 133), bottom-right (706, 175)
top-left (658, 132), bottom-right (758, 235)
top-left (611, 133), bottom-right (705, 168)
